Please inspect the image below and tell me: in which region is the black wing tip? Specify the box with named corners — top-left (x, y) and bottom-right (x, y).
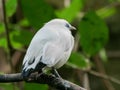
top-left (35, 62), bottom-right (46, 71)
top-left (21, 68), bottom-right (34, 79)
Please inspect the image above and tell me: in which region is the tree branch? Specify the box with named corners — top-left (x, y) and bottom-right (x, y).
top-left (0, 73), bottom-right (86, 90)
top-left (0, 73), bottom-right (23, 82)
top-left (89, 70), bottom-right (120, 85)
top-left (93, 55), bottom-right (115, 90)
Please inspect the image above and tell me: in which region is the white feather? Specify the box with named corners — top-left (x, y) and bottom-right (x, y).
top-left (22, 19), bottom-right (75, 72)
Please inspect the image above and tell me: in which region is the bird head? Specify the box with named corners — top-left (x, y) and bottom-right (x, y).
top-left (45, 19), bottom-right (76, 31)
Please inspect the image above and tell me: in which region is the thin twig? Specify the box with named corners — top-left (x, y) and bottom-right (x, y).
top-left (2, 0), bottom-right (14, 71)
top-left (93, 55), bottom-right (115, 90)
top-left (83, 73), bottom-right (90, 90)
top-left (2, 0), bottom-right (13, 53)
top-left (107, 51), bottom-right (120, 58)
top-left (88, 70), bottom-right (120, 85)
top-left (73, 33), bottom-right (80, 52)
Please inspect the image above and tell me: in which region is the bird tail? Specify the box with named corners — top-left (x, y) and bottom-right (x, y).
top-left (21, 68), bottom-right (34, 79)
top-left (21, 62), bottom-right (46, 79)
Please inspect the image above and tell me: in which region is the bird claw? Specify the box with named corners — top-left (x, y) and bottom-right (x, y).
top-left (25, 72), bottom-right (39, 81)
top-left (63, 81), bottom-right (70, 90)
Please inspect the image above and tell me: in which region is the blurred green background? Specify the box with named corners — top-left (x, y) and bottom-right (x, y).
top-left (0, 0), bottom-right (120, 90)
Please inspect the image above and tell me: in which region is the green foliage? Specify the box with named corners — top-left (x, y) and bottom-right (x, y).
top-left (1, 0), bottom-right (120, 89)
top-left (19, 19), bottom-right (30, 27)
top-left (68, 52), bottom-right (90, 69)
top-left (0, 38), bottom-right (7, 49)
top-left (56, 0), bottom-right (83, 22)
top-left (11, 29), bottom-right (33, 47)
top-left (6, 0), bottom-right (17, 17)
top-left (0, 27), bottom-right (33, 49)
top-left (0, 83), bottom-right (18, 90)
top-left (0, 0), bottom-right (110, 70)
top-left (0, 24), bottom-right (7, 49)
top-left (97, 7), bottom-right (117, 18)
top-left (21, 0), bottom-right (56, 29)
top-left (99, 48), bottom-right (108, 62)
top-left (0, 0), bottom-right (17, 49)
top-left (0, 23), bottom-right (5, 33)
top-left (108, 0), bottom-right (120, 3)
top-left (24, 83), bottom-right (48, 90)
top-left (78, 11), bottom-right (109, 56)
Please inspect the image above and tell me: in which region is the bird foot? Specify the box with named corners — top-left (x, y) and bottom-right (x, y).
top-left (63, 81), bottom-right (70, 90)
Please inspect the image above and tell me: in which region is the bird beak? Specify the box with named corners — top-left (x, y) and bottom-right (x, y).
top-left (70, 26), bottom-right (76, 30)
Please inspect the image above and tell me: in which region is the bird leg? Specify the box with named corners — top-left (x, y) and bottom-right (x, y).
top-left (51, 68), bottom-right (69, 90)
top-left (51, 68), bottom-right (61, 78)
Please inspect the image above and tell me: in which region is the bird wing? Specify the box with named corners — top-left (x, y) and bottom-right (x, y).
top-left (22, 27), bottom-right (74, 76)
top-left (41, 41), bottom-right (64, 67)
top-left (22, 28), bottom-right (60, 71)
top-left (54, 35), bottom-right (74, 68)
top-left (41, 31), bottom-right (74, 68)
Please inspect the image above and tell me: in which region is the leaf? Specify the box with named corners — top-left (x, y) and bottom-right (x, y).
top-left (21, 0), bottom-right (56, 29)
top-left (0, 23), bottom-right (5, 33)
top-left (96, 7), bottom-right (116, 19)
top-left (0, 23), bottom-right (8, 49)
top-left (10, 30), bottom-right (23, 49)
top-left (0, 37), bottom-right (7, 49)
top-left (78, 11), bottom-right (109, 56)
top-left (6, 0), bottom-right (17, 17)
top-left (24, 83), bottom-right (48, 90)
top-left (56, 0), bottom-right (83, 22)
top-left (19, 18), bottom-right (30, 27)
top-left (0, 23), bottom-right (33, 49)
top-left (99, 48), bottom-right (108, 62)
top-left (0, 83), bottom-right (18, 90)
top-left (67, 52), bottom-right (90, 69)
top-left (11, 29), bottom-right (33, 46)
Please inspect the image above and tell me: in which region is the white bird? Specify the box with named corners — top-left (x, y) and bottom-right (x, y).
top-left (21, 19), bottom-right (76, 78)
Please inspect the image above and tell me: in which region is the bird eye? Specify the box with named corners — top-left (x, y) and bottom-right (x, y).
top-left (65, 23), bottom-right (70, 28)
